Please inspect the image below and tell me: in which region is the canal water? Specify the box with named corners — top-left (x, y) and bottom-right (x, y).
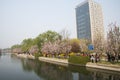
top-left (0, 53), bottom-right (120, 80)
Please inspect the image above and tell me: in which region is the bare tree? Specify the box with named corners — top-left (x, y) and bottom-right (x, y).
top-left (59, 29), bottom-right (70, 40)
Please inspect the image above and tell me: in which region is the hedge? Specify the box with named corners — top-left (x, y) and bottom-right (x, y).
top-left (68, 55), bottom-right (90, 65)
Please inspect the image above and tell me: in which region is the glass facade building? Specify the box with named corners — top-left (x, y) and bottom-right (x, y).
top-left (76, 0), bottom-right (104, 43)
top-left (76, 2), bottom-right (91, 40)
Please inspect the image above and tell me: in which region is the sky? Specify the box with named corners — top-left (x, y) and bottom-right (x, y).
top-left (0, 0), bottom-right (120, 49)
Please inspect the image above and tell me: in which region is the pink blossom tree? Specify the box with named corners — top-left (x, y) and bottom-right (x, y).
top-left (29, 45), bottom-right (39, 55)
top-left (41, 40), bottom-right (72, 58)
top-left (107, 23), bottom-right (120, 62)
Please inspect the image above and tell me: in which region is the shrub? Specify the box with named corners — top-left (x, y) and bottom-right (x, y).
top-left (69, 52), bottom-right (75, 56)
top-left (68, 55), bottom-right (90, 65)
top-left (34, 53), bottom-right (42, 59)
top-left (58, 53), bottom-right (65, 58)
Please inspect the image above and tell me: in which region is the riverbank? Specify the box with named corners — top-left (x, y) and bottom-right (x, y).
top-left (13, 53), bottom-right (35, 59)
top-left (86, 62), bottom-right (120, 72)
top-left (39, 57), bottom-right (68, 67)
top-left (39, 57), bottom-right (120, 72)
top-left (14, 53), bottom-right (120, 72)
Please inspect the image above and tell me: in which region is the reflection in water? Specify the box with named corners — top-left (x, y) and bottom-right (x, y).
top-left (68, 65), bottom-right (92, 80)
top-left (0, 53), bottom-right (1, 58)
top-left (20, 58), bottom-right (120, 80)
top-left (87, 68), bottom-right (120, 80)
top-left (21, 59), bottom-right (72, 80)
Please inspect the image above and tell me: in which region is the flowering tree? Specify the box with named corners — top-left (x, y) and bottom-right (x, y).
top-left (41, 41), bottom-right (61, 57)
top-left (41, 40), bottom-right (71, 57)
top-left (29, 45), bottom-right (39, 54)
top-left (93, 34), bottom-right (104, 54)
top-left (107, 23), bottom-right (120, 61)
top-left (60, 40), bottom-right (72, 56)
top-left (50, 40), bottom-right (61, 55)
top-left (80, 39), bottom-right (89, 53)
top-left (41, 42), bottom-right (51, 55)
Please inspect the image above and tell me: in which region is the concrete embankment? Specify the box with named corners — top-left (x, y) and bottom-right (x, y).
top-left (14, 53), bottom-right (35, 59)
top-left (39, 57), bottom-right (120, 72)
top-left (13, 54), bottom-right (120, 72)
top-left (86, 63), bottom-right (120, 72)
top-left (39, 57), bottom-right (68, 67)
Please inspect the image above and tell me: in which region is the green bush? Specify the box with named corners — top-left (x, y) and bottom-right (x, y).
top-left (69, 52), bottom-right (76, 56)
top-left (68, 55), bottom-right (90, 65)
top-left (34, 53), bottom-right (42, 59)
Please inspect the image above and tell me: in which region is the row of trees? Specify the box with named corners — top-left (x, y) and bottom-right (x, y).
top-left (93, 23), bottom-right (120, 62)
top-left (11, 30), bottom-right (90, 57)
top-left (11, 30), bottom-right (61, 55)
top-left (41, 40), bottom-right (71, 57)
top-left (11, 23), bottom-right (120, 60)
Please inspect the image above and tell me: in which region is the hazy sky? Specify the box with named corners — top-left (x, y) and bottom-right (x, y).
top-left (0, 0), bottom-right (120, 49)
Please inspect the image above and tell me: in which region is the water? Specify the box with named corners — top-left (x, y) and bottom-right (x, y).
top-left (0, 53), bottom-right (120, 80)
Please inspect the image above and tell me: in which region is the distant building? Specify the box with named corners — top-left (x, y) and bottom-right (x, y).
top-left (1, 48), bottom-right (11, 53)
top-left (76, 0), bottom-right (104, 43)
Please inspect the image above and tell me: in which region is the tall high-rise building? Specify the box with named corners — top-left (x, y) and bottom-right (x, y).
top-left (76, 0), bottom-right (104, 43)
